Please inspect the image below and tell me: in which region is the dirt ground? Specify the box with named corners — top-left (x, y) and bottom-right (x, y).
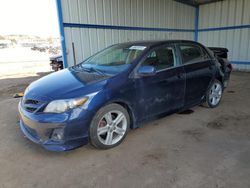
top-left (0, 71), bottom-right (250, 188)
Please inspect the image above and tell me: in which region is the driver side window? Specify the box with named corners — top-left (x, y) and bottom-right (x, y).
top-left (142, 46), bottom-right (176, 71)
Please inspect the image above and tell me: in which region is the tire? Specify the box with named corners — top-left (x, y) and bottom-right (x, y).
top-left (203, 79), bottom-right (223, 108)
top-left (89, 103), bottom-right (130, 149)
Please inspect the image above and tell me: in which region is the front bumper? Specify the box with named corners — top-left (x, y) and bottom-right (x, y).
top-left (18, 102), bottom-right (93, 151)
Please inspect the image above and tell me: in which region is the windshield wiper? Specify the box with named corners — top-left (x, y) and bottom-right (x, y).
top-left (89, 67), bottom-right (106, 76)
top-left (81, 66), bottom-right (105, 76)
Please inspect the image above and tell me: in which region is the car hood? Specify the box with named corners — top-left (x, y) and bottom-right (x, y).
top-left (25, 69), bottom-right (109, 101)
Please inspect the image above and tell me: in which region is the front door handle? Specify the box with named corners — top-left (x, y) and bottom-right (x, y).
top-left (177, 73), bottom-right (184, 79)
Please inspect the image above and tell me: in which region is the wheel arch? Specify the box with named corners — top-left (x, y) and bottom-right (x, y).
top-left (216, 74), bottom-right (223, 85)
top-left (214, 62), bottom-right (225, 88)
top-left (107, 100), bottom-right (136, 129)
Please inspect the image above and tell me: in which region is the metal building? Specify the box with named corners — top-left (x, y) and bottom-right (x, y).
top-left (56, 0), bottom-right (250, 70)
top-left (198, 0), bottom-right (250, 71)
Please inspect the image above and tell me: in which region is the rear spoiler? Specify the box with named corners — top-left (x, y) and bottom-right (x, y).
top-left (208, 47), bottom-right (228, 59)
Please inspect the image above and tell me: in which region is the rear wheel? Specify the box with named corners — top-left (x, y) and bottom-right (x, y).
top-left (204, 79), bottom-right (223, 108)
top-left (89, 104), bottom-right (130, 149)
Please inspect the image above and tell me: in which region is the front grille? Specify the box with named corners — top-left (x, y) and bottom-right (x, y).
top-left (25, 106), bottom-right (37, 112)
top-left (24, 99), bottom-right (39, 105)
top-left (22, 98), bottom-right (45, 113)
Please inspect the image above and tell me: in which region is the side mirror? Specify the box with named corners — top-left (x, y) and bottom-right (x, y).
top-left (137, 65), bottom-right (156, 76)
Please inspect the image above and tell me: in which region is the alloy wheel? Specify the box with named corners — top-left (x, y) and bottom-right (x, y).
top-left (209, 82), bottom-right (222, 106)
top-left (97, 110), bottom-right (127, 145)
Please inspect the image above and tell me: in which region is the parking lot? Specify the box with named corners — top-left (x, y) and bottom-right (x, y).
top-left (0, 71), bottom-right (250, 188)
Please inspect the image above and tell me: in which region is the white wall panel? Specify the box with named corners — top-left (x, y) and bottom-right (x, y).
top-left (198, 0), bottom-right (250, 70)
top-left (62, 0), bottom-right (195, 29)
top-left (199, 0), bottom-right (250, 29)
top-left (199, 29), bottom-right (250, 60)
top-left (61, 0), bottom-right (195, 67)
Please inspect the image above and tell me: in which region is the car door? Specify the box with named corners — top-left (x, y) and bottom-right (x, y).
top-left (134, 44), bottom-right (186, 120)
top-left (178, 43), bottom-right (214, 107)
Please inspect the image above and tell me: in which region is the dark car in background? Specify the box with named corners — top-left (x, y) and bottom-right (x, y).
top-left (31, 45), bottom-right (48, 52)
top-left (18, 40), bottom-right (232, 151)
top-left (49, 55), bottom-right (63, 71)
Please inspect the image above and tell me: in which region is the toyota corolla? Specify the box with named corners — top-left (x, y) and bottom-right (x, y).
top-left (18, 40), bottom-right (232, 151)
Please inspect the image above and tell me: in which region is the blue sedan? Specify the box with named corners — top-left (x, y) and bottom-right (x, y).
top-left (18, 40), bottom-right (231, 151)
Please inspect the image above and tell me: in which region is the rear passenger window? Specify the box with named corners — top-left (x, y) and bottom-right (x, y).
top-left (180, 45), bottom-right (204, 64)
top-left (142, 46), bottom-right (176, 71)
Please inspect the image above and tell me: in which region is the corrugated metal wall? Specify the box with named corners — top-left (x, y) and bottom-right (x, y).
top-left (198, 0), bottom-right (250, 70)
top-left (60, 0), bottom-right (195, 67)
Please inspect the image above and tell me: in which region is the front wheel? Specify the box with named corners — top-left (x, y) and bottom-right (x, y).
top-left (204, 79), bottom-right (223, 108)
top-left (89, 104), bottom-right (130, 149)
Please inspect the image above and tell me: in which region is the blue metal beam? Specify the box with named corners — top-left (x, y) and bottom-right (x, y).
top-left (231, 61), bottom-right (250, 65)
top-left (56, 0), bottom-right (68, 68)
top-left (194, 6), bottom-right (199, 41)
top-left (199, 24), bottom-right (250, 32)
top-left (63, 23), bottom-right (195, 33)
top-left (175, 0), bottom-right (223, 7)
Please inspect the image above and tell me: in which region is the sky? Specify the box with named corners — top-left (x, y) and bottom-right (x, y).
top-left (0, 0), bottom-right (60, 37)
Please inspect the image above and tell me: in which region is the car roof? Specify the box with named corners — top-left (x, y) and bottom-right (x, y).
top-left (118, 40), bottom-right (201, 48)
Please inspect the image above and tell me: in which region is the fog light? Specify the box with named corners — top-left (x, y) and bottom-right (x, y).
top-left (51, 128), bottom-right (64, 141)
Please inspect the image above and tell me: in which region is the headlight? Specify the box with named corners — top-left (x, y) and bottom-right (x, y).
top-left (44, 92), bottom-right (97, 113)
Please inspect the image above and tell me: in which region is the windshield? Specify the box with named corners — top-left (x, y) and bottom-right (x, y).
top-left (78, 44), bottom-right (147, 75)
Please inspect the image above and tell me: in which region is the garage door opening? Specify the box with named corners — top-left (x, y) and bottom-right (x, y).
top-left (0, 0), bottom-right (61, 79)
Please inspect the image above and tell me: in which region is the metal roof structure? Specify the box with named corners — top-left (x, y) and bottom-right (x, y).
top-left (57, 0), bottom-right (250, 70)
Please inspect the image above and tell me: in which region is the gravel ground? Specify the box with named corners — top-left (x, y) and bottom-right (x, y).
top-left (0, 71), bottom-right (249, 188)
